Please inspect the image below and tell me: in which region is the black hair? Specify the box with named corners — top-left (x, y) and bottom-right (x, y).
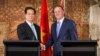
top-left (24, 7), bottom-right (36, 14)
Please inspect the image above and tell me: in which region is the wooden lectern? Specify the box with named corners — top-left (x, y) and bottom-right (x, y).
top-left (61, 40), bottom-right (97, 56)
top-left (3, 40), bottom-right (40, 56)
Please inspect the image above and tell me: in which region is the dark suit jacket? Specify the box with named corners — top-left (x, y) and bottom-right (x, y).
top-left (17, 22), bottom-right (40, 40)
top-left (46, 18), bottom-right (78, 56)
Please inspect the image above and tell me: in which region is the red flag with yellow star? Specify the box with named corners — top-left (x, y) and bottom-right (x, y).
top-left (40, 0), bottom-right (52, 56)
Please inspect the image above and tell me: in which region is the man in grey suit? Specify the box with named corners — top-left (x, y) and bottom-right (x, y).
top-left (17, 7), bottom-right (40, 40)
top-left (41, 6), bottom-right (78, 56)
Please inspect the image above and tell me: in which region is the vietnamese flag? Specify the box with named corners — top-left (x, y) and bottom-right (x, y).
top-left (40, 0), bottom-right (52, 56)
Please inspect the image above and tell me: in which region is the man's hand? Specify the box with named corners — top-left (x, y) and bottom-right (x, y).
top-left (40, 43), bottom-right (46, 50)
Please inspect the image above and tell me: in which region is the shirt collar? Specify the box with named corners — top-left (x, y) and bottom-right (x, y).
top-left (26, 20), bottom-right (33, 26)
top-left (57, 17), bottom-right (64, 23)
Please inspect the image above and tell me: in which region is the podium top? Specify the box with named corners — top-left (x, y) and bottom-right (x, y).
top-left (61, 40), bottom-right (97, 47)
top-left (3, 40), bottom-right (39, 47)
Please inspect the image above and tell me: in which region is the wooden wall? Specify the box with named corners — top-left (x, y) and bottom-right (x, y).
top-left (0, 0), bottom-right (91, 56)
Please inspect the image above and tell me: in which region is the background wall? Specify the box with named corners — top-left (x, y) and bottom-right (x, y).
top-left (0, 0), bottom-right (99, 56)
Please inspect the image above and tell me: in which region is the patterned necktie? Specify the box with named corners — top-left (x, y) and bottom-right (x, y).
top-left (30, 24), bottom-right (38, 40)
top-left (56, 21), bottom-right (61, 37)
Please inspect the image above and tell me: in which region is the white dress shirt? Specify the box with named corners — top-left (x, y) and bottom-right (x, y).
top-left (56, 17), bottom-right (64, 37)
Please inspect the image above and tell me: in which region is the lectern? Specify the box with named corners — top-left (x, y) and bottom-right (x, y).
top-left (3, 40), bottom-right (40, 56)
top-left (61, 40), bottom-right (97, 56)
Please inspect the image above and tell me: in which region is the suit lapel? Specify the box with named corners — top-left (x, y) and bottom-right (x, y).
top-left (53, 22), bottom-right (58, 40)
top-left (24, 22), bottom-right (33, 33)
top-left (24, 22), bottom-right (36, 39)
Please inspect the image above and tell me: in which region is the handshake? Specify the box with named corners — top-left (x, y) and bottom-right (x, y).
top-left (40, 43), bottom-right (46, 50)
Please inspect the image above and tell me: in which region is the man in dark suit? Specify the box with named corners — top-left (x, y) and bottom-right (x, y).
top-left (41, 6), bottom-right (78, 56)
top-left (17, 7), bottom-right (40, 40)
